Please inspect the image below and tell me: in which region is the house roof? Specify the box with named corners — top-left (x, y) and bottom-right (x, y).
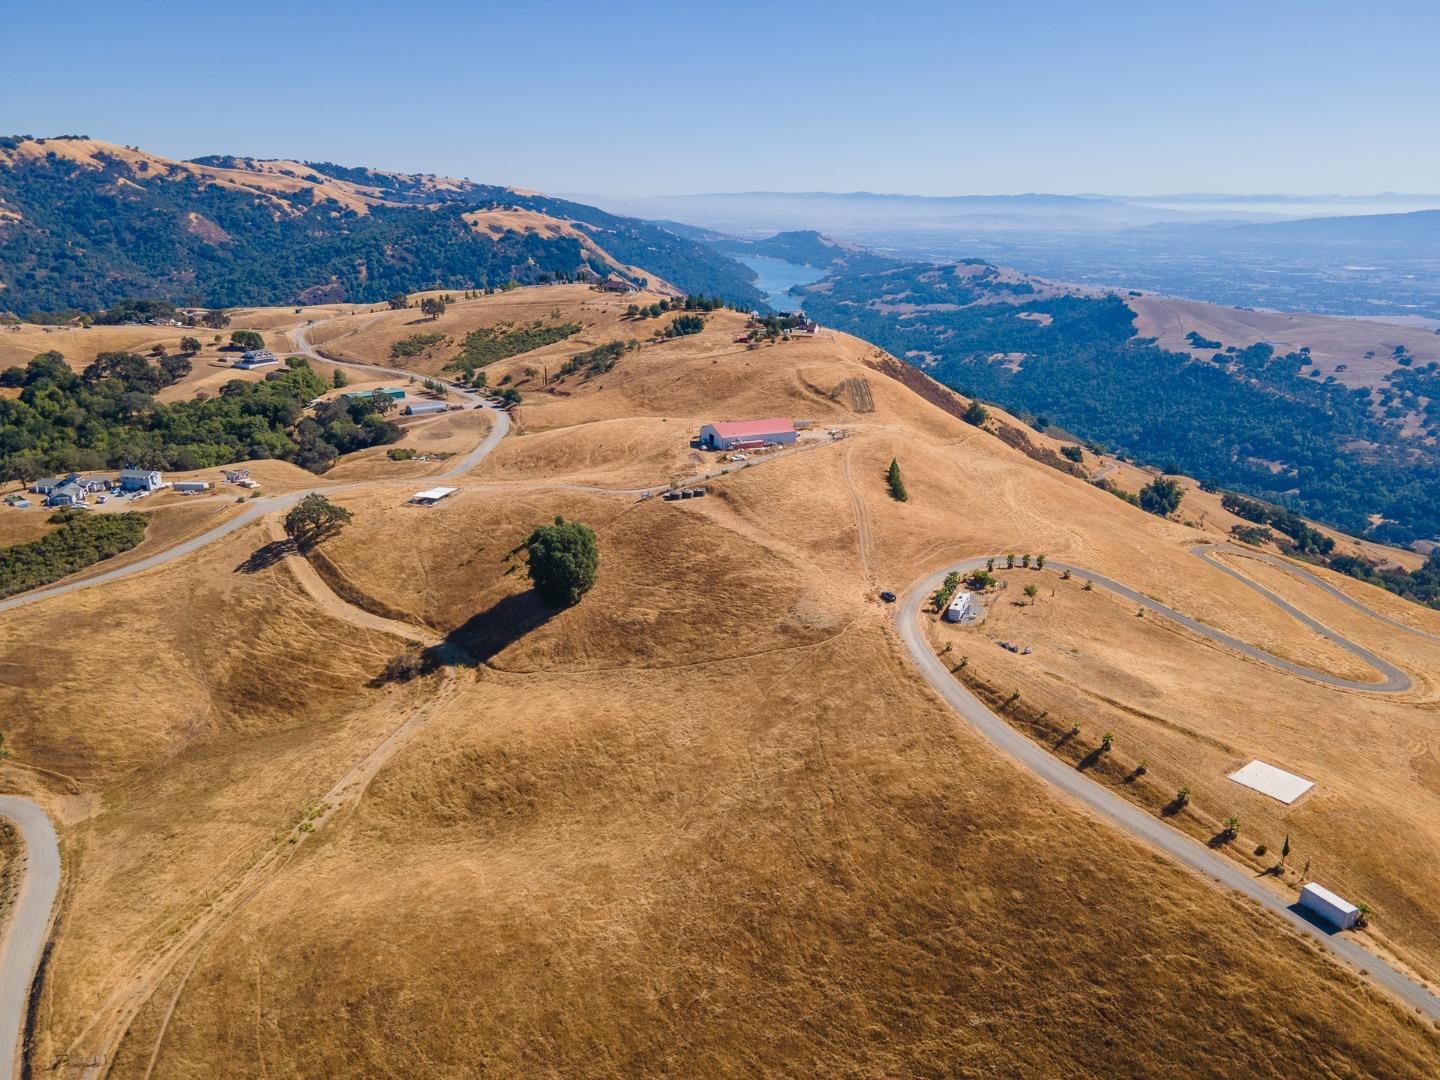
top-left (119, 468), bottom-right (159, 479)
top-left (706, 417), bottom-right (795, 439)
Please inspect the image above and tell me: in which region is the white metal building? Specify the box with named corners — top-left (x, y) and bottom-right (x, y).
top-left (411, 486), bottom-right (458, 506)
top-left (405, 401), bottom-right (449, 416)
top-left (1298, 883), bottom-right (1360, 930)
top-left (698, 418), bottom-right (797, 451)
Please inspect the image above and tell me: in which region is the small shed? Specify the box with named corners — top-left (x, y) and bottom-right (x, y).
top-left (411, 486), bottom-right (458, 506)
top-left (1298, 883), bottom-right (1360, 930)
top-left (173, 481), bottom-right (211, 493)
top-left (404, 401), bottom-right (449, 416)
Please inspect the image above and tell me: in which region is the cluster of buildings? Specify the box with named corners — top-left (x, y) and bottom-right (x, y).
top-left (32, 469), bottom-right (166, 507)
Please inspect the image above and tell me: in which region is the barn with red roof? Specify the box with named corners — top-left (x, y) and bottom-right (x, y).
top-left (698, 417), bottom-right (798, 451)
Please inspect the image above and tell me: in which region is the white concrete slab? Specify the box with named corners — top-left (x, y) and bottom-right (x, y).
top-left (1227, 759), bottom-right (1314, 804)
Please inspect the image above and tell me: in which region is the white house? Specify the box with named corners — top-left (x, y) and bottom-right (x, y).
top-left (118, 468), bottom-right (164, 492)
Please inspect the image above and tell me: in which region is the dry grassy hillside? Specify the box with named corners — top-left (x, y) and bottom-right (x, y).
top-left (1133, 293), bottom-right (1440, 391)
top-left (3, 285), bottom-right (1440, 1077)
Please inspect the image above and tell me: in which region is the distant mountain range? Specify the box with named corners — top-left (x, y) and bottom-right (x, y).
top-left (0, 136), bottom-right (765, 315)
top-left (578, 189), bottom-right (1440, 319)
top-left (581, 188), bottom-right (1440, 232)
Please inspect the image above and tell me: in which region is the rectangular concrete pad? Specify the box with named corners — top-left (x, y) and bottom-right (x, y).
top-left (1228, 760), bottom-right (1314, 804)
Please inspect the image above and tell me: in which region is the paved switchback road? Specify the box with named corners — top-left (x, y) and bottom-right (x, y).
top-left (0, 797), bottom-right (60, 1080)
top-left (898, 555), bottom-right (1440, 1022)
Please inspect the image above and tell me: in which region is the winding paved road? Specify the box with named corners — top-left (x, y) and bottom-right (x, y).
top-left (899, 556), bottom-right (1440, 1022)
top-left (0, 798), bottom-right (59, 1080)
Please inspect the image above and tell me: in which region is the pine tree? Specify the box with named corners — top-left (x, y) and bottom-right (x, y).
top-left (886, 458), bottom-right (908, 502)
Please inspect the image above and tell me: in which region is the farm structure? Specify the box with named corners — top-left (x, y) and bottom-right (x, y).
top-left (411, 486), bottom-right (458, 506)
top-left (404, 401), bottom-right (449, 416)
top-left (698, 418), bottom-right (797, 451)
top-left (1298, 883), bottom-right (1360, 931)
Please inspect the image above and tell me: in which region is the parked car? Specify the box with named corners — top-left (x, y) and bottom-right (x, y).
top-left (880, 590), bottom-right (897, 603)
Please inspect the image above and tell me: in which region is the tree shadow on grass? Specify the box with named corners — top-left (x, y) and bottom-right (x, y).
top-left (441, 590), bottom-right (556, 665)
top-left (1076, 747), bottom-right (1104, 772)
top-left (371, 590), bottom-right (556, 685)
top-left (1160, 797), bottom-right (1189, 818)
top-left (236, 538), bottom-right (296, 573)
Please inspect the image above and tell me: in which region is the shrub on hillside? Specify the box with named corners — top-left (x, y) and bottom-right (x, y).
top-left (0, 511), bottom-right (148, 599)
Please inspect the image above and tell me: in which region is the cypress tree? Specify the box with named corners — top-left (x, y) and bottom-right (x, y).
top-left (886, 458), bottom-right (908, 502)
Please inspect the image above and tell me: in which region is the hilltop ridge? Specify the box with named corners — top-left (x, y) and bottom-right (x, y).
top-left (0, 136), bottom-right (765, 314)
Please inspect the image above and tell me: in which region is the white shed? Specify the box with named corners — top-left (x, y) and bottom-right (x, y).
top-left (411, 486), bottom-right (458, 506)
top-left (404, 401), bottom-right (449, 416)
top-left (1298, 883), bottom-right (1360, 930)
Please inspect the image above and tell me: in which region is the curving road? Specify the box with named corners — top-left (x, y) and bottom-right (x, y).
top-left (0, 798), bottom-right (59, 1080)
top-left (898, 555), bottom-right (1440, 1021)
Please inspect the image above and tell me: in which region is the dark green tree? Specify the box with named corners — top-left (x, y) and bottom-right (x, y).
top-left (420, 296), bottom-right (447, 320)
top-left (284, 493), bottom-right (353, 551)
top-left (230, 329), bottom-right (265, 351)
top-left (179, 335), bottom-right (202, 355)
top-left (886, 458), bottom-right (908, 502)
top-left (963, 400), bottom-right (989, 426)
top-left (525, 516), bottom-right (599, 606)
top-left (1139, 477), bottom-right (1184, 517)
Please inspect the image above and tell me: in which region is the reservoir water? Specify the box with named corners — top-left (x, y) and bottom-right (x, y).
top-left (736, 255), bottom-right (827, 312)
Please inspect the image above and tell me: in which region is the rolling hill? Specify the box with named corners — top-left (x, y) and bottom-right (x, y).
top-left (2, 285), bottom-right (1440, 1076)
top-left (0, 136), bottom-right (765, 314)
top-left (799, 260), bottom-right (1440, 546)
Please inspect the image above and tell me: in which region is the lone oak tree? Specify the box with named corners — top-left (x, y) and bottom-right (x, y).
top-left (284, 493), bottom-right (353, 551)
top-left (525, 516), bottom-right (599, 606)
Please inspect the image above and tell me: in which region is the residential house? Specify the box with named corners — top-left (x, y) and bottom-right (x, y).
top-left (118, 468), bottom-right (164, 492)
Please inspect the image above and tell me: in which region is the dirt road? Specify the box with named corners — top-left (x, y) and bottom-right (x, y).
top-left (898, 554), bottom-right (1440, 1022)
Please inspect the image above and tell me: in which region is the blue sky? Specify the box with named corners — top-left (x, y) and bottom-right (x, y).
top-left (6, 0), bottom-right (1437, 196)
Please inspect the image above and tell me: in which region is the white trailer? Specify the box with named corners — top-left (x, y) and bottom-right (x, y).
top-left (943, 591), bottom-right (972, 623)
top-left (1298, 883), bottom-right (1360, 930)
